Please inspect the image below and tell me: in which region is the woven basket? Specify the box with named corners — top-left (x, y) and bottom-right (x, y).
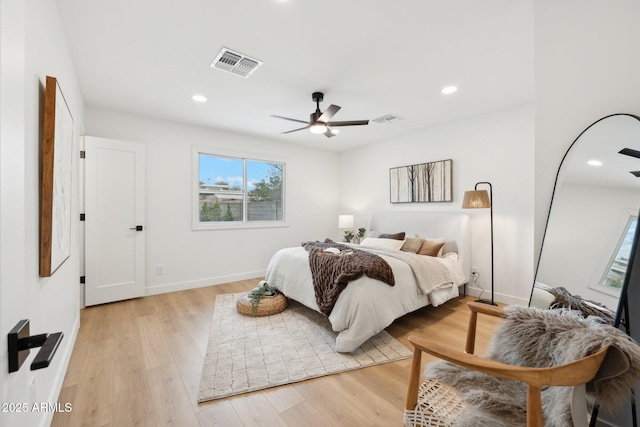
top-left (236, 292), bottom-right (288, 317)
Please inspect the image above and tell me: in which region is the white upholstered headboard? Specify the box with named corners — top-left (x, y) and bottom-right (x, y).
top-left (368, 211), bottom-right (471, 283)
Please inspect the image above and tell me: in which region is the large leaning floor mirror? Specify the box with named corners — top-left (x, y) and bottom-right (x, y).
top-left (531, 113), bottom-right (640, 426)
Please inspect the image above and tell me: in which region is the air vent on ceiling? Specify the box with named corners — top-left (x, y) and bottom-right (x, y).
top-left (210, 48), bottom-right (262, 78)
top-left (372, 114), bottom-right (403, 125)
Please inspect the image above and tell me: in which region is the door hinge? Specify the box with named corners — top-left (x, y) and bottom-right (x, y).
top-left (80, 213), bottom-right (85, 221)
top-left (80, 150), bottom-right (86, 159)
top-left (80, 276), bottom-right (85, 284)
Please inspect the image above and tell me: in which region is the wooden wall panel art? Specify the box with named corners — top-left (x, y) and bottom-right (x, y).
top-left (40, 76), bottom-right (73, 277)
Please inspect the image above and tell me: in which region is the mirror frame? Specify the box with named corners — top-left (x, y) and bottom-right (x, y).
top-left (531, 113), bottom-right (640, 328)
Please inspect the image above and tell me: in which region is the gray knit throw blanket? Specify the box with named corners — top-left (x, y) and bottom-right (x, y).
top-left (424, 306), bottom-right (640, 426)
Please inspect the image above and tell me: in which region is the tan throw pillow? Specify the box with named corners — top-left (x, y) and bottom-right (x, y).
top-left (418, 239), bottom-right (445, 257)
top-left (379, 232), bottom-right (406, 240)
top-left (400, 237), bottom-right (425, 253)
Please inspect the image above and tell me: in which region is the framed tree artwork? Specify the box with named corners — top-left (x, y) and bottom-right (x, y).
top-left (40, 76), bottom-right (73, 277)
top-left (390, 159), bottom-right (452, 203)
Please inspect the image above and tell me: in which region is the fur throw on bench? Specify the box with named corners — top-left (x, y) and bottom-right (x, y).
top-left (424, 306), bottom-right (640, 426)
top-left (548, 286), bottom-right (615, 324)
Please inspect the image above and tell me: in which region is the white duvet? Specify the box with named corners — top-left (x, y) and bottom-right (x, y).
top-left (265, 245), bottom-right (466, 352)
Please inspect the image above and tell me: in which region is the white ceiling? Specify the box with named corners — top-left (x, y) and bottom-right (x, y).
top-left (55, 0), bottom-right (534, 152)
top-left (563, 115), bottom-right (640, 191)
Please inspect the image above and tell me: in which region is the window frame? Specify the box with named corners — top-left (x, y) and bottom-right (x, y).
top-left (192, 146), bottom-right (288, 231)
top-left (591, 214), bottom-right (637, 297)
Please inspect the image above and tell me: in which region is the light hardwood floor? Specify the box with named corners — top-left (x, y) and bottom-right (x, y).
top-left (51, 279), bottom-right (502, 427)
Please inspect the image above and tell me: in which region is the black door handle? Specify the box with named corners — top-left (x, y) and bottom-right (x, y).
top-left (129, 225), bottom-right (143, 231)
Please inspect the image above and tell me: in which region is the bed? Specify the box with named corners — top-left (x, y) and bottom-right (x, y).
top-left (265, 211), bottom-right (471, 352)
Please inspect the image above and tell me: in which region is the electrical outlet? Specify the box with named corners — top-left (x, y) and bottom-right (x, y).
top-left (156, 264), bottom-right (164, 275)
top-left (471, 266), bottom-right (479, 276)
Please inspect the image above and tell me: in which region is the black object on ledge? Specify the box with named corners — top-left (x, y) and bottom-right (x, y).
top-left (7, 319), bottom-right (64, 373)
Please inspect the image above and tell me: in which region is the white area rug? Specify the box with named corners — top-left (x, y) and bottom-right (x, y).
top-left (198, 293), bottom-right (412, 402)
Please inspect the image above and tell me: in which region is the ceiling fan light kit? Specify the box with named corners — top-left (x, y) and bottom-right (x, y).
top-left (272, 91), bottom-right (369, 138)
top-left (310, 123), bottom-right (327, 134)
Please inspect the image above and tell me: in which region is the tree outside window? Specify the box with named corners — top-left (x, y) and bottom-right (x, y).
top-left (247, 161), bottom-right (283, 221)
top-left (197, 153), bottom-right (284, 224)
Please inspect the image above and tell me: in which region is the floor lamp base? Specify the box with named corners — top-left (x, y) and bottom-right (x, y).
top-left (475, 299), bottom-right (498, 306)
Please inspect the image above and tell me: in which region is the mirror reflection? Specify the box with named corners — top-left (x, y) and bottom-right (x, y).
top-left (532, 114), bottom-right (640, 318)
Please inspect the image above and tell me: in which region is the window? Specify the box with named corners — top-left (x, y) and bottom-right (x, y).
top-left (598, 216), bottom-right (637, 294)
top-left (193, 148), bottom-right (285, 229)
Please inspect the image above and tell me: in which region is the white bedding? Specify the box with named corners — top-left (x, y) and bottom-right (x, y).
top-left (265, 244), bottom-right (466, 352)
top-left (357, 245), bottom-right (467, 295)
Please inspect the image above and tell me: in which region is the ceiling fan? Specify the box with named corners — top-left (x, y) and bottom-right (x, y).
top-left (271, 92), bottom-right (369, 138)
top-left (619, 148), bottom-right (640, 177)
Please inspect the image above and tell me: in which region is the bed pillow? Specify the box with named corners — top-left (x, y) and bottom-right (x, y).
top-left (441, 240), bottom-right (457, 255)
top-left (378, 232), bottom-right (406, 240)
top-left (360, 237), bottom-right (405, 251)
top-left (400, 237), bottom-right (425, 253)
top-left (417, 238), bottom-right (445, 257)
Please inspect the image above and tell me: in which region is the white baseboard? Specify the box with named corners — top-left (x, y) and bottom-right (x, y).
top-left (464, 285), bottom-right (529, 306)
top-left (42, 313), bottom-right (80, 427)
top-left (145, 270), bottom-right (266, 296)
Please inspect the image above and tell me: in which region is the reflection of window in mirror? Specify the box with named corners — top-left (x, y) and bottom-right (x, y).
top-left (593, 216), bottom-right (637, 297)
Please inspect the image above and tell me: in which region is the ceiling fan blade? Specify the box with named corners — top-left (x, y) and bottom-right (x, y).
top-left (324, 128), bottom-right (336, 138)
top-left (619, 148), bottom-right (640, 158)
top-left (326, 120), bottom-right (369, 127)
top-left (271, 115), bottom-right (309, 125)
top-left (281, 125), bottom-right (309, 134)
top-left (318, 104), bottom-right (341, 122)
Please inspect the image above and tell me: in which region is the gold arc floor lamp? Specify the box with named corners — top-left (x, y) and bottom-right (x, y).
top-left (462, 182), bottom-right (497, 306)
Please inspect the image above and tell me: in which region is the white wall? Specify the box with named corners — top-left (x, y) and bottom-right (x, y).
top-left (535, 2), bottom-right (640, 426)
top-left (84, 108), bottom-right (341, 295)
top-left (535, 0), bottom-right (640, 256)
top-left (0, 1), bottom-right (84, 426)
top-left (536, 183), bottom-right (639, 310)
top-left (339, 104), bottom-right (535, 305)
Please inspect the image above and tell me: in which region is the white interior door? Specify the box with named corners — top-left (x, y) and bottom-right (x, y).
top-left (85, 136), bottom-right (145, 306)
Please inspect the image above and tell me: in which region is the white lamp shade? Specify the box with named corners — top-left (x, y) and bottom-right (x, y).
top-left (338, 214), bottom-right (354, 229)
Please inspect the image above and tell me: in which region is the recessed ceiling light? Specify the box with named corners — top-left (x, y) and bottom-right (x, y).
top-left (587, 160), bottom-right (603, 166)
top-left (192, 95), bottom-right (207, 103)
top-left (441, 85), bottom-right (458, 95)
